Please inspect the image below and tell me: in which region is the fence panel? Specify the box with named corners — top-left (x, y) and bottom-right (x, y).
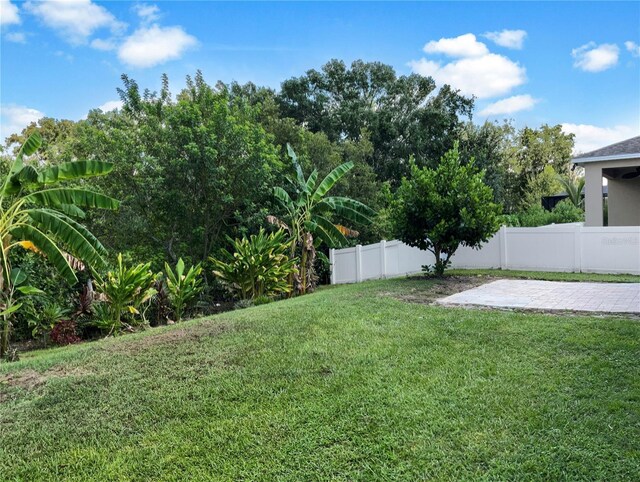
top-left (505, 227), bottom-right (577, 272)
top-left (581, 227), bottom-right (640, 275)
top-left (330, 225), bottom-right (640, 284)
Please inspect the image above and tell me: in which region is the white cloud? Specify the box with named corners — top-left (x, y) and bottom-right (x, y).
top-left (410, 33), bottom-right (527, 99)
top-left (572, 42), bottom-right (619, 72)
top-left (118, 24), bottom-right (197, 68)
top-left (25, 0), bottom-right (125, 44)
top-left (134, 3), bottom-right (160, 23)
top-left (478, 94), bottom-right (539, 116)
top-left (0, 0), bottom-right (20, 25)
top-left (98, 100), bottom-right (123, 112)
top-left (484, 29), bottom-right (527, 50)
top-left (561, 123), bottom-right (636, 154)
top-left (423, 33), bottom-right (488, 58)
top-left (625, 41), bottom-right (640, 57)
top-left (0, 104), bottom-right (44, 142)
top-left (409, 53), bottom-right (526, 99)
top-left (5, 31), bottom-right (26, 43)
top-left (91, 38), bottom-right (117, 51)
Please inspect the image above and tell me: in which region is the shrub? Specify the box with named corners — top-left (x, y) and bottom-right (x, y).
top-left (211, 229), bottom-right (297, 300)
top-left (50, 319), bottom-right (81, 346)
top-left (164, 258), bottom-right (203, 322)
top-left (505, 200), bottom-right (584, 227)
top-left (94, 254), bottom-right (156, 334)
top-left (550, 199), bottom-right (584, 224)
top-left (27, 301), bottom-right (70, 346)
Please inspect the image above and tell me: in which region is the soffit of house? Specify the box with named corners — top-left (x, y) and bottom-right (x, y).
top-left (572, 135), bottom-right (640, 164)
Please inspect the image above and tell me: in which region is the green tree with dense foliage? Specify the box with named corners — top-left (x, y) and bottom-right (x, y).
top-left (0, 132), bottom-right (119, 357)
top-left (278, 59), bottom-right (474, 182)
top-left (392, 143), bottom-right (502, 276)
top-left (71, 72), bottom-right (282, 265)
top-left (270, 145), bottom-right (375, 294)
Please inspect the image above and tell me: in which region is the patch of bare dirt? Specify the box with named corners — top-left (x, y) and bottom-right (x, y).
top-left (104, 320), bottom-right (234, 354)
top-left (386, 275), bottom-right (495, 305)
top-left (0, 366), bottom-right (92, 402)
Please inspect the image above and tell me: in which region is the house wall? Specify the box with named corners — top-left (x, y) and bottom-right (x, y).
top-left (608, 177), bottom-right (640, 226)
top-left (584, 164), bottom-right (603, 226)
top-left (579, 157), bottom-right (640, 226)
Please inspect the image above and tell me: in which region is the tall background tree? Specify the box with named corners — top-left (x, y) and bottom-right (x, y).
top-left (278, 59), bottom-right (474, 182)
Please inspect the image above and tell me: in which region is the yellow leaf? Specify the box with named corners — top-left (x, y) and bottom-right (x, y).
top-left (127, 306), bottom-right (139, 315)
top-left (17, 241), bottom-right (40, 253)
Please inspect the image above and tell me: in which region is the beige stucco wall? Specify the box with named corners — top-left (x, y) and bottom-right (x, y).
top-left (608, 177), bottom-right (640, 226)
top-left (578, 157), bottom-right (640, 227)
top-left (584, 164), bottom-right (603, 226)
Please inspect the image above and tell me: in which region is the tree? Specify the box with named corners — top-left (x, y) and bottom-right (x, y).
top-left (392, 143), bottom-right (502, 276)
top-left (0, 132), bottom-right (119, 358)
top-left (278, 59), bottom-right (474, 182)
top-left (269, 145), bottom-right (375, 294)
top-left (71, 72), bottom-right (282, 265)
top-left (508, 125), bottom-right (575, 210)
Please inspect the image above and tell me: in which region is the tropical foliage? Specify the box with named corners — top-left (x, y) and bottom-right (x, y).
top-left (392, 143), bottom-right (502, 276)
top-left (557, 173), bottom-right (586, 209)
top-left (0, 132), bottom-right (119, 358)
top-left (211, 229), bottom-right (297, 300)
top-left (163, 258), bottom-right (203, 322)
top-left (269, 144), bottom-right (375, 294)
top-left (94, 254), bottom-right (156, 334)
top-left (0, 62), bottom-right (579, 355)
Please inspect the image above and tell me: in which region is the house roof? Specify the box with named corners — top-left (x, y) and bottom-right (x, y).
top-left (573, 135), bottom-right (640, 164)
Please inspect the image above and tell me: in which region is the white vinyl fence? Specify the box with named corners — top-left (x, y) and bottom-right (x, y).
top-left (329, 225), bottom-right (640, 284)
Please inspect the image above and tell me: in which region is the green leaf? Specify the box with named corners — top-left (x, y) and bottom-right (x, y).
top-left (57, 203), bottom-right (86, 219)
top-left (24, 188), bottom-right (120, 210)
top-left (312, 162), bottom-right (353, 202)
top-left (273, 187), bottom-right (293, 208)
top-left (27, 209), bottom-right (107, 268)
top-left (10, 225), bottom-right (77, 285)
top-left (19, 132), bottom-right (42, 157)
top-left (287, 143), bottom-right (305, 186)
top-left (37, 160), bottom-right (114, 184)
top-left (314, 215), bottom-right (349, 248)
top-left (304, 169), bottom-right (318, 194)
top-left (16, 285), bottom-right (45, 296)
top-left (175, 258), bottom-right (185, 278)
top-left (321, 196), bottom-right (376, 224)
top-left (0, 303), bottom-right (22, 317)
top-left (10, 268), bottom-right (27, 286)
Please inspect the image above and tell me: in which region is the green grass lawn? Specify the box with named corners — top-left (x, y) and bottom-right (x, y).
top-left (1, 274), bottom-right (639, 481)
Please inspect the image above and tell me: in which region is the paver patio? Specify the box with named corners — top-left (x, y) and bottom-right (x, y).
top-left (438, 279), bottom-right (640, 313)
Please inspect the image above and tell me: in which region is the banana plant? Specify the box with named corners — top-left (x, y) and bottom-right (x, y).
top-left (268, 144), bottom-right (375, 295)
top-left (0, 131), bottom-right (119, 358)
top-left (164, 258), bottom-right (203, 322)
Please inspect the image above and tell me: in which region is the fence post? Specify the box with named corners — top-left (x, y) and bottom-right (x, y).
top-left (355, 245), bottom-right (362, 283)
top-left (380, 240), bottom-right (387, 279)
top-left (329, 248), bottom-right (335, 285)
top-left (574, 225), bottom-right (582, 273)
top-left (499, 225), bottom-right (508, 270)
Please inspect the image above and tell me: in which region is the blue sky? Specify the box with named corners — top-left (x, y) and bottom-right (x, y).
top-left (1, 1), bottom-right (639, 153)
